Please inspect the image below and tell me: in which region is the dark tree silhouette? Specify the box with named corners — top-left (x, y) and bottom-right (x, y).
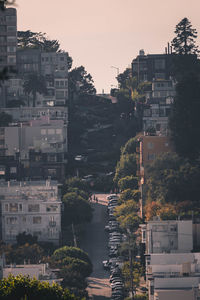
top-left (23, 73), bottom-right (47, 107)
top-left (172, 18), bottom-right (199, 55)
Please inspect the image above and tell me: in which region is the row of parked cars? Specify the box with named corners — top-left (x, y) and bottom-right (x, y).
top-left (103, 194), bottom-right (125, 300)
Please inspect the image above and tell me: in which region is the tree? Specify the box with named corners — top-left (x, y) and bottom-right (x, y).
top-left (118, 176), bottom-right (138, 191)
top-left (50, 246), bottom-right (92, 299)
top-left (0, 112), bottom-right (12, 126)
top-left (114, 153), bottom-right (137, 184)
top-left (62, 192), bottom-right (93, 226)
top-left (18, 31), bottom-right (60, 52)
top-left (114, 200), bottom-right (141, 232)
top-left (169, 72), bottom-right (200, 159)
top-left (0, 274), bottom-right (77, 300)
top-left (172, 18), bottom-right (199, 55)
top-left (17, 31), bottom-right (73, 70)
top-left (145, 152), bottom-right (200, 206)
top-left (121, 137), bottom-right (137, 156)
top-left (23, 73), bottom-right (47, 107)
top-left (69, 66), bottom-right (96, 97)
top-left (119, 189), bottom-right (140, 203)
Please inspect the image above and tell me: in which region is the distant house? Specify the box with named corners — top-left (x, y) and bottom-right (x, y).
top-left (131, 49), bottom-right (173, 83)
top-left (0, 180), bottom-right (61, 245)
top-left (140, 219), bottom-right (193, 254)
top-left (146, 253), bottom-right (200, 300)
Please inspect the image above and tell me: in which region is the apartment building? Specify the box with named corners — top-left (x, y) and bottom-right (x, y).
top-left (0, 7), bottom-right (17, 107)
top-left (140, 219), bottom-right (193, 254)
top-left (143, 79), bottom-right (175, 135)
top-left (131, 49), bottom-right (173, 83)
top-left (0, 119), bottom-right (67, 181)
top-left (146, 253), bottom-right (200, 300)
top-left (0, 180), bottom-right (61, 245)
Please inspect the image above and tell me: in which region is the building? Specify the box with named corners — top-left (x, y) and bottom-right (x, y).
top-left (143, 79), bottom-right (175, 135)
top-left (131, 49), bottom-right (173, 83)
top-left (0, 180), bottom-right (61, 245)
top-left (140, 220), bottom-right (193, 254)
top-left (3, 263), bottom-right (60, 283)
top-left (146, 253), bottom-right (200, 300)
top-left (0, 7), bottom-right (17, 71)
top-left (0, 7), bottom-right (17, 107)
top-left (0, 120), bottom-right (67, 181)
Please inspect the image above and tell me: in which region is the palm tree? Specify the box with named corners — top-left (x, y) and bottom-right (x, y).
top-left (23, 73), bottom-right (47, 107)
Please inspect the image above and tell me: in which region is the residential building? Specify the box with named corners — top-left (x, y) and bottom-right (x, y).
top-left (0, 180), bottom-right (61, 245)
top-left (143, 79), bottom-right (175, 135)
top-left (0, 7), bottom-right (17, 107)
top-left (140, 220), bottom-right (193, 254)
top-left (136, 135), bottom-right (173, 217)
top-left (3, 263), bottom-right (60, 283)
top-left (0, 7), bottom-right (17, 71)
top-left (146, 253), bottom-right (200, 300)
top-left (131, 49), bottom-right (173, 83)
top-left (0, 116), bottom-right (67, 181)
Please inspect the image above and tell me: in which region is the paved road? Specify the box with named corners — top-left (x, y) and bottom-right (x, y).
top-left (81, 194), bottom-right (111, 300)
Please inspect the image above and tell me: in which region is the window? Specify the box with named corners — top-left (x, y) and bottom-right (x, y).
top-left (28, 204), bottom-right (40, 212)
top-left (56, 129), bottom-right (62, 134)
top-left (56, 91), bottom-right (65, 99)
top-left (48, 129), bottom-right (55, 135)
top-left (10, 167), bottom-right (16, 174)
top-left (6, 16), bottom-right (16, 22)
top-left (19, 204), bottom-right (22, 211)
top-left (48, 169), bottom-right (57, 176)
top-left (8, 56), bottom-right (16, 64)
top-left (147, 142), bottom-right (154, 149)
top-left (5, 204), bottom-right (8, 212)
top-left (6, 217), bottom-right (17, 224)
top-left (7, 36), bottom-right (16, 43)
top-left (7, 46), bottom-right (16, 52)
top-left (22, 216), bottom-right (26, 223)
top-left (9, 203), bottom-right (18, 212)
top-left (7, 26), bottom-right (16, 32)
top-left (60, 56), bottom-right (65, 61)
top-left (46, 205), bottom-right (58, 212)
top-left (33, 216), bottom-right (41, 224)
top-left (41, 129), bottom-right (46, 135)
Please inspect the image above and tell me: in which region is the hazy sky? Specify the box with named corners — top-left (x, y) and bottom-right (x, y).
top-left (16, 0), bottom-right (200, 93)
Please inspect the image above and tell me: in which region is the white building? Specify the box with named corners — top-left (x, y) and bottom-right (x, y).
top-left (140, 219), bottom-right (193, 254)
top-left (146, 253), bottom-right (200, 300)
top-left (0, 180), bottom-right (61, 245)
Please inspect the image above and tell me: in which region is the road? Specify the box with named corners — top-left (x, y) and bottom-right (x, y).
top-left (81, 193), bottom-right (111, 300)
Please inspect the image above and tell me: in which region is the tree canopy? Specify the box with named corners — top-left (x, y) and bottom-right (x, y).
top-left (62, 192), bottom-right (92, 226)
top-left (0, 274), bottom-right (77, 300)
top-left (169, 71), bottom-right (200, 159)
top-left (69, 66), bottom-right (96, 97)
top-left (172, 18), bottom-right (199, 55)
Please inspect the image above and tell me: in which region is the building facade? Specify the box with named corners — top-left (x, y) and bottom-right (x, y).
top-left (0, 180), bottom-right (61, 245)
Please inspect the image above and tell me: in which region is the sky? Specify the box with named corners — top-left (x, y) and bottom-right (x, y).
top-left (15, 0), bottom-right (200, 93)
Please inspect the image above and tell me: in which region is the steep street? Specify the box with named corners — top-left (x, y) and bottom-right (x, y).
top-left (81, 194), bottom-right (111, 299)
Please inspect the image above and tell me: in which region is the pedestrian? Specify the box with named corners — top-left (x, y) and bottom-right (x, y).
top-left (93, 194), bottom-right (96, 201)
top-left (96, 197), bottom-right (98, 203)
